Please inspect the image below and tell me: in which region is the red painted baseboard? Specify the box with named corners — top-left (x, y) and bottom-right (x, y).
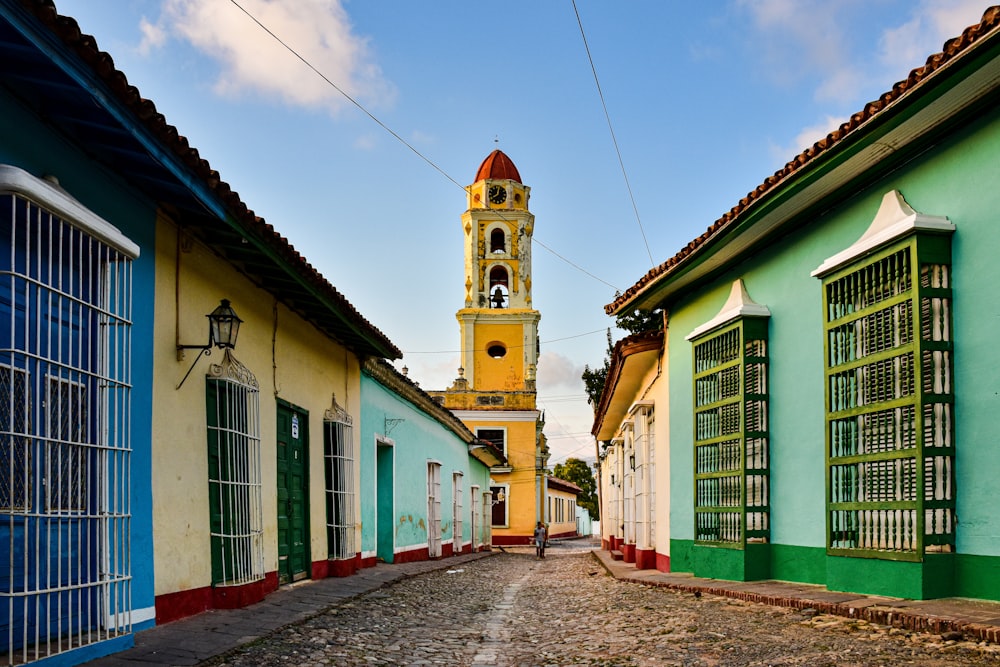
top-left (156, 571), bottom-right (279, 624)
top-left (655, 551), bottom-right (671, 572)
top-left (491, 535), bottom-right (533, 546)
top-left (392, 546), bottom-right (431, 564)
top-left (635, 547), bottom-right (656, 570)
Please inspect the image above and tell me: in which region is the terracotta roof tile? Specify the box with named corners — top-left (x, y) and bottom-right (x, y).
top-left (474, 149), bottom-right (522, 183)
top-left (20, 0), bottom-right (401, 358)
top-left (607, 5), bottom-right (1000, 314)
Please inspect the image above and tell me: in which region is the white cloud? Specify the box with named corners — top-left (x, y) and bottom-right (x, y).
top-left (137, 17), bottom-right (166, 56)
top-left (877, 0), bottom-right (989, 77)
top-left (738, 0), bottom-right (990, 111)
top-left (736, 0), bottom-right (860, 102)
top-left (537, 350), bottom-right (585, 392)
top-left (151, 0), bottom-right (395, 114)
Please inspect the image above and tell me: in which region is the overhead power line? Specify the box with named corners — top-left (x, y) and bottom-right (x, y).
top-left (402, 327), bottom-right (607, 355)
top-left (229, 0), bottom-right (619, 292)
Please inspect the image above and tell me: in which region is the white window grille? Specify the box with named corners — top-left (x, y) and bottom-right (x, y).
top-left (0, 173), bottom-right (136, 664)
top-left (481, 490), bottom-right (492, 545)
top-left (324, 404), bottom-right (355, 560)
top-left (206, 353), bottom-right (263, 587)
top-left (623, 427), bottom-right (635, 544)
top-left (648, 412), bottom-right (656, 546)
top-left (634, 405), bottom-right (655, 550)
top-left (427, 463), bottom-right (441, 557)
top-left (470, 485), bottom-right (480, 549)
top-left (452, 472), bottom-right (463, 553)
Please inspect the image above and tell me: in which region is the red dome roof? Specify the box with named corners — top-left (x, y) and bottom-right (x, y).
top-left (475, 149), bottom-right (521, 183)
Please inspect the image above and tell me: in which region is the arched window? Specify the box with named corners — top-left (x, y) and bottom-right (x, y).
top-left (490, 228), bottom-right (506, 254)
top-left (489, 266), bottom-right (509, 308)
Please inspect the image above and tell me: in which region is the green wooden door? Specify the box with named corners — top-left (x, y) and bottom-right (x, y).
top-left (277, 402), bottom-right (309, 583)
top-left (376, 442), bottom-right (394, 563)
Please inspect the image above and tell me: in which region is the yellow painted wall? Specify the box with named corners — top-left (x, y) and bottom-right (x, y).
top-left (463, 417), bottom-right (539, 537)
top-left (152, 216), bottom-right (362, 596)
top-left (547, 484), bottom-right (578, 536)
top-left (473, 321), bottom-right (526, 390)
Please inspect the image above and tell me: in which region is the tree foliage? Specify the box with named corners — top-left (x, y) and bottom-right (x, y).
top-left (581, 329), bottom-right (613, 408)
top-left (552, 457), bottom-right (599, 520)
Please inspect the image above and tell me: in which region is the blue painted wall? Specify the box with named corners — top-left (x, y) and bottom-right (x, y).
top-left (0, 71), bottom-right (157, 642)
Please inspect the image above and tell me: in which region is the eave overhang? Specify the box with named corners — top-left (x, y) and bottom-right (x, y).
top-left (591, 329), bottom-right (664, 441)
top-left (2, 0), bottom-right (400, 360)
top-left (547, 476), bottom-right (582, 496)
top-left (607, 8), bottom-right (1000, 315)
top-left (363, 359), bottom-right (507, 468)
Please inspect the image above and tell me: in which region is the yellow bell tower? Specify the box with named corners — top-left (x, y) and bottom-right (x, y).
top-left (429, 149), bottom-right (547, 546)
top-left (459, 149), bottom-right (540, 392)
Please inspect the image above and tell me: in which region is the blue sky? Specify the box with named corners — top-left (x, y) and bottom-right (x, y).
top-left (52, 0), bottom-right (990, 466)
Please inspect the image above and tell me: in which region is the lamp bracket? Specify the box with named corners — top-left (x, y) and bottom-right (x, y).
top-left (385, 418), bottom-right (405, 436)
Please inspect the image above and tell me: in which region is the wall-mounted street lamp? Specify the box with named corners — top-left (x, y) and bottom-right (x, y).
top-left (629, 454), bottom-right (636, 471)
top-left (490, 488), bottom-right (506, 506)
top-left (176, 299), bottom-right (243, 389)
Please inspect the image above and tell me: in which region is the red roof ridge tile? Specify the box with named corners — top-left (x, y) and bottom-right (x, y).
top-left (22, 0), bottom-right (400, 357)
top-left (607, 5), bottom-right (1000, 315)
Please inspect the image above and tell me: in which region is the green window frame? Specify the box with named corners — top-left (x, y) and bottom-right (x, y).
top-left (822, 234), bottom-right (954, 561)
top-left (691, 317), bottom-right (769, 549)
top-left (206, 352), bottom-right (264, 586)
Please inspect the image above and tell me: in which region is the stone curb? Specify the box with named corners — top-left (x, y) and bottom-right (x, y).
top-left (590, 550), bottom-right (1000, 645)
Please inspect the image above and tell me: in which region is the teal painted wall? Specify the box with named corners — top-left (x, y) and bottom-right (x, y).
top-left (360, 373), bottom-right (492, 559)
top-left (663, 97), bottom-right (1000, 596)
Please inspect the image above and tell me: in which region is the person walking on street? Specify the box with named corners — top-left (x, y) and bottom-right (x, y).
top-left (534, 521), bottom-right (547, 559)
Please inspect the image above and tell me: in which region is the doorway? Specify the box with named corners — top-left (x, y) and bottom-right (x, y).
top-left (277, 401), bottom-right (309, 583)
top-left (376, 440), bottom-right (394, 563)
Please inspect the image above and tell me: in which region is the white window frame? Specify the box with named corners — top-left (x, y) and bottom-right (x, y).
top-left (475, 426), bottom-right (507, 460)
top-left (427, 461), bottom-right (442, 557)
top-left (452, 471), bottom-right (463, 553)
top-left (324, 406), bottom-right (355, 560)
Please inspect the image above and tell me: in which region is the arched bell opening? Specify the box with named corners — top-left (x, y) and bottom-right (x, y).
top-left (489, 266), bottom-right (509, 309)
top-left (490, 228), bottom-right (506, 254)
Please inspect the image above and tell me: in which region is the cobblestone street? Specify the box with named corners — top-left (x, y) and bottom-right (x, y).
top-left (201, 543), bottom-right (1000, 666)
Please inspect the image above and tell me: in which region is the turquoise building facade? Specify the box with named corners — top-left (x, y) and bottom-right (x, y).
top-left (360, 360), bottom-right (501, 566)
top-left (607, 7), bottom-right (1000, 601)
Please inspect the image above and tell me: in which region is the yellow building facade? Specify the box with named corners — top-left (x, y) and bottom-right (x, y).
top-left (151, 207), bottom-right (398, 621)
top-left (429, 150), bottom-right (547, 545)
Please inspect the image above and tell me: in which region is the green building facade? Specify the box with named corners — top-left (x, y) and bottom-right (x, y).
top-left (609, 9), bottom-right (1000, 601)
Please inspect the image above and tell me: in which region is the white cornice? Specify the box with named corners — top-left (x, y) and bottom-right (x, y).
top-left (0, 164), bottom-right (140, 258)
top-left (812, 190), bottom-right (954, 278)
top-left (686, 279), bottom-right (770, 341)
top-left (451, 410), bottom-right (540, 422)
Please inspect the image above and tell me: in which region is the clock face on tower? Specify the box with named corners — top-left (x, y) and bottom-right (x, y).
top-left (488, 185), bottom-right (507, 205)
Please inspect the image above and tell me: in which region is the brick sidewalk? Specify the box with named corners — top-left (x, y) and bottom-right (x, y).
top-left (83, 551), bottom-right (496, 666)
top-left (592, 549), bottom-right (1000, 643)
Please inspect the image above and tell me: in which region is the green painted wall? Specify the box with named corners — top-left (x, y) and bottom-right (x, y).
top-left (360, 372), bottom-right (492, 560)
top-left (663, 93), bottom-right (1000, 598)
top-left (770, 544), bottom-right (826, 585)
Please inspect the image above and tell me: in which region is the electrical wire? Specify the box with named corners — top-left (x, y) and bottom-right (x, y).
top-left (571, 0), bottom-right (655, 269)
top-left (402, 327), bottom-right (608, 355)
top-left (228, 0), bottom-right (620, 292)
